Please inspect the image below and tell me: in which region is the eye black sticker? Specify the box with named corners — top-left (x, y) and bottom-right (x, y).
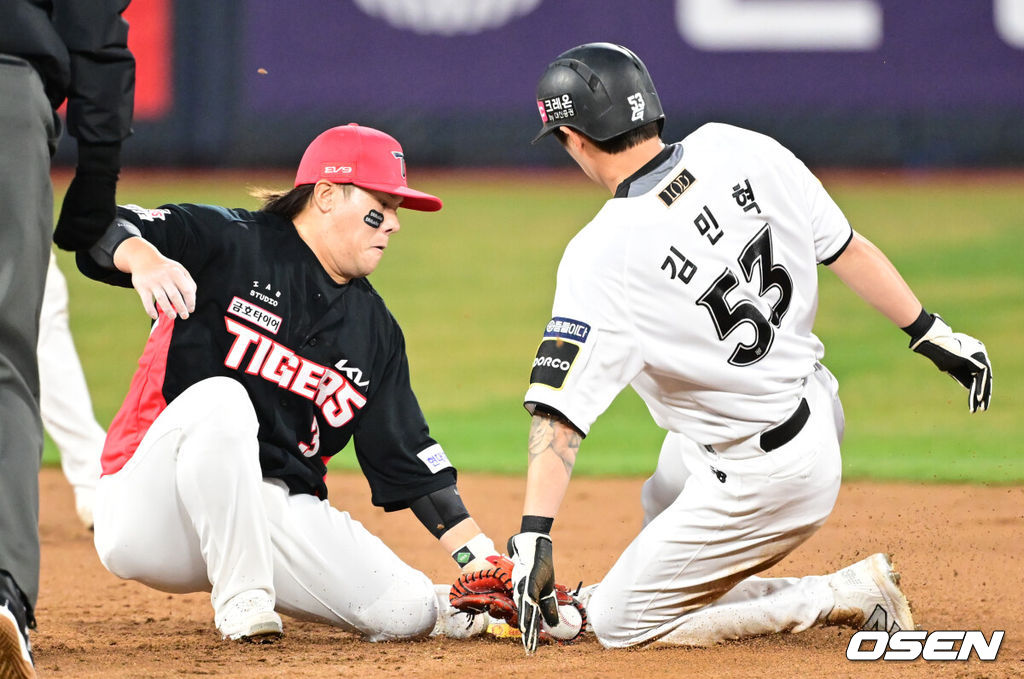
top-left (364, 209), bottom-right (383, 228)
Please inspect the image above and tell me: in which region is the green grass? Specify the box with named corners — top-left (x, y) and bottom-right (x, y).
top-left (47, 171), bottom-right (1024, 483)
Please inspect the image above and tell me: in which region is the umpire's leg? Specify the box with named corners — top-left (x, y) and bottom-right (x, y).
top-left (0, 54), bottom-right (58, 611)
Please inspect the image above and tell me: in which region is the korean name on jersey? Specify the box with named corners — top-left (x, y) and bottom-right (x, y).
top-left (526, 123), bottom-right (853, 445)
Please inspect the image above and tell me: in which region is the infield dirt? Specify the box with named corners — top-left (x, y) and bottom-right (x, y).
top-left (34, 468), bottom-right (1022, 678)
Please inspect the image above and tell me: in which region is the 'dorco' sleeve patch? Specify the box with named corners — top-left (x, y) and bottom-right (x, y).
top-left (529, 339), bottom-right (580, 389)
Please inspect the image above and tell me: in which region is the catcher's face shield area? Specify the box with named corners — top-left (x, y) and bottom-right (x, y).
top-left (295, 123), bottom-right (442, 212)
top-left (532, 42), bottom-right (665, 144)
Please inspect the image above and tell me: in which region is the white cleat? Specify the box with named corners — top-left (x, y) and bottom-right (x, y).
top-left (215, 590), bottom-right (283, 643)
top-left (826, 553), bottom-right (914, 632)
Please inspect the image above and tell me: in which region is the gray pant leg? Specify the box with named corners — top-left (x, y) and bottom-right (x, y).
top-left (0, 55), bottom-right (59, 608)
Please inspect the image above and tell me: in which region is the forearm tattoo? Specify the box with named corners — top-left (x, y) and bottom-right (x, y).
top-left (528, 413), bottom-right (581, 476)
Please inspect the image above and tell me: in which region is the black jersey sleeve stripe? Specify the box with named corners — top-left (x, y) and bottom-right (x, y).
top-left (820, 229), bottom-right (854, 266)
top-left (524, 401), bottom-right (587, 439)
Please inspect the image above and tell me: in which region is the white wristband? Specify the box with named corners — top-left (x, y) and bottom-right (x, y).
top-left (452, 533), bottom-right (497, 569)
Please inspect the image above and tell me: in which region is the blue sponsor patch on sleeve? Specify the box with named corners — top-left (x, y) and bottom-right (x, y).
top-left (543, 317), bottom-right (591, 342)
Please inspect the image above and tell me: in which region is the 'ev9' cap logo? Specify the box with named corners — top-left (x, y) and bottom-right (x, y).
top-left (295, 123), bottom-right (442, 212)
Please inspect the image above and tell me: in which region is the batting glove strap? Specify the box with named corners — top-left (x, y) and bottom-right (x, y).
top-left (901, 308), bottom-right (936, 345)
top-left (909, 314), bottom-right (993, 413)
top-left (508, 532), bottom-right (560, 654)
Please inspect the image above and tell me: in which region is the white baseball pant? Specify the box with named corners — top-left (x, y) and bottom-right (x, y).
top-left (588, 364), bottom-right (845, 647)
top-left (38, 253), bottom-right (105, 523)
top-left (93, 376), bottom-right (439, 640)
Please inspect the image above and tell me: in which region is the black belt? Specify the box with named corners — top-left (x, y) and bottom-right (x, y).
top-left (759, 398), bottom-right (810, 452)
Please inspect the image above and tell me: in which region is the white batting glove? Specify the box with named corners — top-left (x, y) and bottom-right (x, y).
top-left (910, 314), bottom-right (993, 413)
top-left (507, 532), bottom-right (559, 654)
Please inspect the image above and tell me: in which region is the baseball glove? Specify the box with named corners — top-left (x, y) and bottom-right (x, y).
top-left (449, 555), bottom-right (588, 643)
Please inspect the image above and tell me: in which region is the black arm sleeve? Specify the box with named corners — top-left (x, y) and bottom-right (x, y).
top-left (353, 317), bottom-right (456, 510)
top-left (76, 203), bottom-right (236, 285)
top-left (408, 485), bottom-right (471, 539)
top-left (55, 0), bottom-right (135, 144)
top-left (75, 216), bottom-right (140, 286)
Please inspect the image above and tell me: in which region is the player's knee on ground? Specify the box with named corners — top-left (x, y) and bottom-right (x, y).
top-left (93, 532), bottom-right (207, 593)
top-left (586, 587), bottom-right (651, 648)
top-left (94, 531), bottom-right (130, 581)
top-left (358, 572), bottom-right (437, 641)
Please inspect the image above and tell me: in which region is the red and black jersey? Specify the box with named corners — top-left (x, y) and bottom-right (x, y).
top-left (79, 203), bottom-right (455, 509)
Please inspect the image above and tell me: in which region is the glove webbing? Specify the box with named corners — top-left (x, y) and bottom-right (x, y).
top-left (449, 565), bottom-right (512, 600)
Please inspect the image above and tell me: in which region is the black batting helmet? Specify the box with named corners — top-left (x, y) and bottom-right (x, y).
top-left (532, 42), bottom-right (665, 144)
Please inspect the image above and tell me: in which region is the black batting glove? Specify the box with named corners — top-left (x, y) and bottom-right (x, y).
top-left (906, 311), bottom-right (993, 413)
top-left (508, 532), bottom-right (560, 654)
top-left (54, 142), bottom-right (122, 251)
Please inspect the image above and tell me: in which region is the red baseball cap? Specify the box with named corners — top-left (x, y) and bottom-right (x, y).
top-left (294, 123), bottom-right (442, 212)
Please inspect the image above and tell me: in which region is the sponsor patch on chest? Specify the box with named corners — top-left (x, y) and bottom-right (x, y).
top-left (227, 296), bottom-right (282, 335)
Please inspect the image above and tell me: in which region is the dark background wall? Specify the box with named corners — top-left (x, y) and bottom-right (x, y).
top-left (56, 0), bottom-right (1024, 169)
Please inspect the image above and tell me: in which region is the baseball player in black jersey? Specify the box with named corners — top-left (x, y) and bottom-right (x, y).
top-left (79, 124), bottom-right (503, 643)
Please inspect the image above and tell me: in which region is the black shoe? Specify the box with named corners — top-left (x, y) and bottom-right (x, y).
top-left (0, 571), bottom-right (35, 679)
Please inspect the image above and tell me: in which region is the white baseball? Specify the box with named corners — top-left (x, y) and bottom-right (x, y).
top-left (543, 603), bottom-right (583, 641)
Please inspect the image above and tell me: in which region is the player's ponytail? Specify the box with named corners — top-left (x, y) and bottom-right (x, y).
top-left (250, 184), bottom-right (316, 220)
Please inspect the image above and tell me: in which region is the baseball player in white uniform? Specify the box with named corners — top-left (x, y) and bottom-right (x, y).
top-left (39, 253), bottom-right (106, 530)
top-left (505, 43), bottom-right (993, 652)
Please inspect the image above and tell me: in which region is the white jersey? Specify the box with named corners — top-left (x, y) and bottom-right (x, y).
top-left (524, 123), bottom-right (853, 444)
